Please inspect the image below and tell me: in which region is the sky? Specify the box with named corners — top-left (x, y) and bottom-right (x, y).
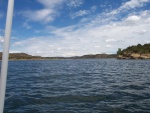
top-left (0, 0), bottom-right (150, 57)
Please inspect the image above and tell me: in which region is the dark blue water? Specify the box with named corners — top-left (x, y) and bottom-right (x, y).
top-left (3, 59), bottom-right (150, 113)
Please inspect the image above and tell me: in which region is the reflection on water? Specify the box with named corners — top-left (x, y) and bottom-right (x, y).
top-left (3, 59), bottom-right (150, 113)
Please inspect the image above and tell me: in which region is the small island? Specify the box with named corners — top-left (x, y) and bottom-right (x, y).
top-left (117, 43), bottom-right (150, 59)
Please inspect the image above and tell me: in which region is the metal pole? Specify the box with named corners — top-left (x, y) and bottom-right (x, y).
top-left (0, 0), bottom-right (14, 113)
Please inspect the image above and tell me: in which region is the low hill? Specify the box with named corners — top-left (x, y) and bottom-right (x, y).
top-left (0, 52), bottom-right (44, 60)
top-left (117, 43), bottom-right (150, 59)
top-left (71, 54), bottom-right (116, 59)
top-left (0, 52), bottom-right (117, 60)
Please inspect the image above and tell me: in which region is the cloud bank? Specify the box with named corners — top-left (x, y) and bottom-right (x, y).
top-left (10, 0), bottom-right (150, 57)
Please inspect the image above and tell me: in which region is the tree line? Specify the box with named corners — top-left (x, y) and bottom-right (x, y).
top-left (117, 43), bottom-right (150, 55)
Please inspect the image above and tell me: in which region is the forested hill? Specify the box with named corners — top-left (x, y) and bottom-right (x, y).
top-left (0, 52), bottom-right (43, 60)
top-left (117, 43), bottom-right (150, 59)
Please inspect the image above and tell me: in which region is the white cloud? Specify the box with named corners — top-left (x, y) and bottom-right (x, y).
top-left (146, 18), bottom-right (150, 22)
top-left (70, 10), bottom-right (90, 19)
top-left (12, 42), bottom-right (22, 46)
top-left (106, 45), bottom-right (113, 48)
top-left (37, 0), bottom-right (64, 8)
top-left (121, 0), bottom-right (149, 9)
top-left (20, 0), bottom-right (85, 23)
top-left (105, 39), bottom-right (117, 42)
top-left (91, 6), bottom-right (97, 12)
top-left (66, 0), bottom-right (84, 8)
top-left (94, 45), bottom-right (101, 48)
top-left (20, 9), bottom-right (55, 23)
top-left (23, 22), bottom-right (31, 29)
top-left (70, 6), bottom-right (97, 19)
top-left (133, 29), bottom-right (148, 34)
top-left (11, 13), bottom-right (150, 57)
top-left (126, 15), bottom-right (141, 22)
top-left (108, 0), bottom-right (150, 16)
top-left (145, 40), bottom-right (150, 43)
top-left (9, 50), bottom-right (21, 53)
top-left (20, 0), bottom-right (65, 23)
top-left (12, 0), bottom-right (150, 57)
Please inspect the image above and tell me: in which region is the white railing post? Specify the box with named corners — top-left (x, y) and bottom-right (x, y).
top-left (0, 0), bottom-right (14, 113)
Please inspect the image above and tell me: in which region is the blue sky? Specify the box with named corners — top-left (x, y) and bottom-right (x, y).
top-left (0, 0), bottom-right (150, 57)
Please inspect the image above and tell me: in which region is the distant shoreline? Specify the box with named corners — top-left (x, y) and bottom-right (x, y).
top-left (0, 52), bottom-right (117, 60)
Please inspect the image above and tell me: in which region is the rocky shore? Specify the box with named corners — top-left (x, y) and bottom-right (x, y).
top-left (117, 43), bottom-right (150, 59)
top-left (118, 53), bottom-right (150, 59)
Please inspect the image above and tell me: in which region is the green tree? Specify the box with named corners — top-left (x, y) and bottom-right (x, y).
top-left (117, 48), bottom-right (122, 55)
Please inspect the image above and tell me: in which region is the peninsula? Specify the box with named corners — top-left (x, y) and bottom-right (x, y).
top-left (117, 43), bottom-right (150, 59)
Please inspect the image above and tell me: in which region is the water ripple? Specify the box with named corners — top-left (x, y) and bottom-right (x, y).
top-left (3, 59), bottom-right (150, 113)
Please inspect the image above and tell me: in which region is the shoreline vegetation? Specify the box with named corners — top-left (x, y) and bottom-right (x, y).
top-left (117, 43), bottom-right (150, 59)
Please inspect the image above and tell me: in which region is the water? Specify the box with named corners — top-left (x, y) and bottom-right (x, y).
top-left (3, 59), bottom-right (150, 113)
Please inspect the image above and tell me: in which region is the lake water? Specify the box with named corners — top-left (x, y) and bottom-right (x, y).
top-left (3, 59), bottom-right (150, 113)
